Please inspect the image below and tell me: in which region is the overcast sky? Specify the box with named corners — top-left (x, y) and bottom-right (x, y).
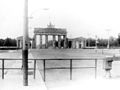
top-left (0, 0), bottom-right (120, 39)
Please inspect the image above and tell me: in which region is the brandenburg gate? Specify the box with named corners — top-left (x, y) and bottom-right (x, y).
top-left (16, 23), bottom-right (86, 49)
top-left (32, 23), bottom-right (67, 49)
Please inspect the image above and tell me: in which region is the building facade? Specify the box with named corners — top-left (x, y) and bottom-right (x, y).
top-left (68, 37), bottom-right (86, 49)
top-left (16, 36), bottom-right (32, 49)
top-left (32, 22), bottom-right (67, 49)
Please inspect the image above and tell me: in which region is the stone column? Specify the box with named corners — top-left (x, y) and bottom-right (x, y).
top-left (63, 35), bottom-right (67, 48)
top-left (32, 39), bottom-right (34, 49)
top-left (84, 40), bottom-right (86, 48)
top-left (76, 41), bottom-right (80, 48)
top-left (17, 40), bottom-right (19, 48)
top-left (40, 35), bottom-right (42, 49)
top-left (72, 40), bottom-right (76, 49)
top-left (32, 34), bottom-right (36, 49)
top-left (81, 41), bottom-right (83, 48)
top-left (58, 35), bottom-right (61, 48)
top-left (19, 40), bottom-right (20, 48)
top-left (81, 40), bottom-right (85, 49)
top-left (20, 40), bottom-right (22, 48)
top-left (34, 34), bottom-right (37, 48)
top-left (45, 35), bottom-right (48, 48)
top-left (30, 40), bottom-right (33, 49)
top-left (53, 35), bottom-right (56, 48)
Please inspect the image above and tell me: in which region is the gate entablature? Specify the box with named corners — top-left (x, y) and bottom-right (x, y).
top-left (34, 28), bottom-right (67, 35)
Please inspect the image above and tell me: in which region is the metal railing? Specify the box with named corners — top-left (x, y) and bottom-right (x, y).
top-left (0, 58), bottom-right (98, 81)
top-left (41, 58), bottom-right (98, 81)
top-left (0, 58), bottom-right (36, 79)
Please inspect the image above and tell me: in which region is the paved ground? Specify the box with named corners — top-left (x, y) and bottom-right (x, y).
top-left (0, 51), bottom-right (47, 90)
top-left (0, 49), bottom-right (120, 90)
top-left (30, 49), bottom-right (120, 90)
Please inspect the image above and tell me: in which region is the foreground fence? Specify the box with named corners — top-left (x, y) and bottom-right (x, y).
top-left (0, 58), bottom-right (99, 81)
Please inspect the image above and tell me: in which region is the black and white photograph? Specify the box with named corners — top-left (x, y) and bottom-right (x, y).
top-left (0, 0), bottom-right (120, 90)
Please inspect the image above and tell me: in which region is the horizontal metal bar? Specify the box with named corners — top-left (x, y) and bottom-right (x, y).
top-left (0, 58), bottom-right (100, 60)
top-left (0, 67), bottom-right (96, 70)
top-left (45, 67), bottom-right (96, 70)
top-left (0, 68), bottom-right (34, 70)
top-left (72, 67), bottom-right (96, 69)
top-left (45, 67), bottom-right (70, 70)
top-left (44, 59), bottom-right (98, 60)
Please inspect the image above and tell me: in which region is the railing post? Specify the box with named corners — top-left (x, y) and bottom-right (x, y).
top-left (2, 59), bottom-right (4, 79)
top-left (95, 59), bottom-right (97, 79)
top-left (43, 59), bottom-right (46, 81)
top-left (70, 59), bottom-right (72, 80)
top-left (33, 59), bottom-right (36, 79)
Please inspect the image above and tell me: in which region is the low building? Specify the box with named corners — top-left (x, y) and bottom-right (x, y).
top-left (68, 37), bottom-right (86, 49)
top-left (16, 36), bottom-right (32, 49)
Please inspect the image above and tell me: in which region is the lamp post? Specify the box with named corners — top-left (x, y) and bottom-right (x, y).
top-left (107, 37), bottom-right (110, 49)
top-left (106, 29), bottom-right (110, 49)
top-left (95, 35), bottom-right (98, 49)
top-left (22, 0), bottom-right (49, 85)
top-left (22, 0), bottom-right (28, 86)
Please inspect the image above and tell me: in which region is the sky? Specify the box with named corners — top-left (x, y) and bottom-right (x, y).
top-left (0, 0), bottom-right (120, 39)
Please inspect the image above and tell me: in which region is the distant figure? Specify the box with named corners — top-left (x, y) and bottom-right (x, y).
top-left (103, 58), bottom-right (113, 78)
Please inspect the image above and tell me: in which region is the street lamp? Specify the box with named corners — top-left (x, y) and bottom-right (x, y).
top-left (22, 0), bottom-right (49, 85)
top-left (95, 35), bottom-right (98, 49)
top-left (106, 29), bottom-right (110, 49)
